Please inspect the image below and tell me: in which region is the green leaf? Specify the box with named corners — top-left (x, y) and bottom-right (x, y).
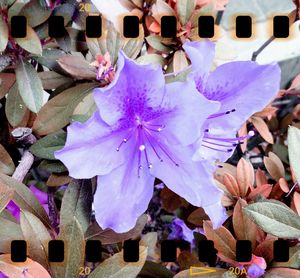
top-left (138, 261), bottom-right (174, 278)
top-left (86, 19), bottom-right (143, 64)
top-left (0, 144), bottom-right (15, 175)
top-left (265, 268), bottom-right (300, 278)
top-left (52, 217), bottom-right (85, 278)
top-left (0, 182), bottom-right (14, 213)
top-left (33, 83), bottom-right (98, 135)
top-left (85, 214), bottom-right (147, 244)
top-left (272, 245), bottom-right (300, 268)
top-left (0, 173), bottom-right (51, 229)
top-left (288, 126), bottom-right (300, 185)
top-left (30, 130), bottom-right (66, 160)
top-left (89, 246), bottom-right (148, 278)
top-left (39, 160), bottom-right (68, 173)
top-left (173, 50), bottom-right (189, 73)
top-left (15, 58), bottom-right (44, 113)
top-left (34, 49), bottom-right (67, 73)
top-left (136, 54), bottom-right (165, 66)
top-left (57, 55), bottom-right (97, 80)
top-left (38, 71), bottom-right (73, 90)
top-left (176, 0), bottom-right (196, 25)
top-left (60, 180), bottom-right (93, 233)
top-left (15, 25), bottom-right (42, 55)
top-left (145, 35), bottom-right (172, 53)
top-left (19, 0), bottom-right (51, 27)
top-left (5, 82), bottom-right (28, 127)
top-left (243, 200), bottom-right (300, 238)
top-left (0, 16), bottom-right (8, 51)
top-left (0, 216), bottom-right (24, 254)
top-left (20, 210), bottom-right (52, 270)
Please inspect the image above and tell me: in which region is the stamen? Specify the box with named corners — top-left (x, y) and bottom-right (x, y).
top-left (116, 138), bottom-right (128, 151)
top-left (202, 144), bottom-right (233, 153)
top-left (204, 131), bottom-right (255, 142)
top-left (146, 130), bottom-right (179, 167)
top-left (202, 139), bottom-right (237, 148)
top-left (143, 130), bottom-right (164, 162)
top-left (208, 109), bottom-right (236, 119)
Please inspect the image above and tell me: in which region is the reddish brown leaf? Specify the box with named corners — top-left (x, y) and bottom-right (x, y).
top-left (0, 74), bottom-right (15, 99)
top-left (248, 184), bottom-right (273, 200)
top-left (223, 173), bottom-right (240, 196)
top-left (255, 168), bottom-right (268, 187)
top-left (278, 178), bottom-right (289, 193)
top-left (292, 192), bottom-right (300, 215)
top-left (233, 199), bottom-right (257, 247)
top-left (254, 237), bottom-right (276, 264)
top-left (237, 158), bottom-right (254, 197)
top-left (203, 220), bottom-right (236, 264)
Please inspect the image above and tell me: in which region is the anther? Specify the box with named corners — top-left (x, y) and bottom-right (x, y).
top-left (148, 163), bottom-right (153, 169)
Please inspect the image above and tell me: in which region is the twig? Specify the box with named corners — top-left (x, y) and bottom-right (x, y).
top-left (11, 128), bottom-right (37, 183)
top-left (251, 36), bottom-right (275, 61)
top-left (12, 151), bottom-right (34, 182)
top-left (251, 9), bottom-right (298, 61)
top-left (48, 187), bottom-right (59, 234)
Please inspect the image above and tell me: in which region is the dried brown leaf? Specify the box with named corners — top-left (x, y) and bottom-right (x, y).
top-left (187, 208), bottom-right (209, 227)
top-left (46, 174), bottom-right (72, 187)
top-left (178, 251), bottom-right (204, 270)
top-left (251, 116), bottom-right (274, 144)
top-left (264, 152), bottom-right (285, 181)
top-left (203, 220), bottom-right (236, 264)
top-left (233, 199), bottom-right (257, 247)
top-left (85, 214), bottom-right (147, 244)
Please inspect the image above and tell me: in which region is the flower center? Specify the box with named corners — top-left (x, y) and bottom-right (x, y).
top-left (115, 120), bottom-right (179, 178)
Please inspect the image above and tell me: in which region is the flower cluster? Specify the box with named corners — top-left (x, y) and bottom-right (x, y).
top-left (55, 41), bottom-right (280, 233)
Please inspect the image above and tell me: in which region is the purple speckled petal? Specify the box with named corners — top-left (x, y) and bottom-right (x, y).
top-left (183, 40), bottom-right (215, 92)
top-left (149, 144), bottom-right (226, 228)
top-left (93, 51), bottom-right (166, 126)
top-left (204, 61), bottom-right (281, 133)
top-left (29, 185), bottom-right (48, 204)
top-left (55, 112), bottom-right (130, 178)
top-left (159, 78), bottom-right (220, 146)
top-left (94, 156), bottom-right (154, 233)
top-left (6, 201), bottom-right (20, 220)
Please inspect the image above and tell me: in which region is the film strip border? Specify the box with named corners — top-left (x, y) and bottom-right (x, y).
top-left (7, 14), bottom-right (292, 39)
top-left (10, 239), bottom-right (290, 263)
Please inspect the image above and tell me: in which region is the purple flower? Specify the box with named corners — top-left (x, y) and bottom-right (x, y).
top-left (0, 272), bottom-right (8, 278)
top-left (55, 51), bottom-right (227, 233)
top-left (6, 185), bottom-right (48, 220)
top-left (183, 41), bottom-right (281, 162)
top-left (247, 264), bottom-right (265, 278)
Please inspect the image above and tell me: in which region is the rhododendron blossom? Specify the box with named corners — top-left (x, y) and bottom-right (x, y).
top-left (183, 41), bottom-right (281, 162)
top-left (55, 51), bottom-right (227, 233)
